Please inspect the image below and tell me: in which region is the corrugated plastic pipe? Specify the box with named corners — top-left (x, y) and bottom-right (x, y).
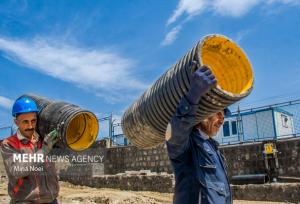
top-left (122, 34), bottom-right (254, 149)
top-left (20, 94), bottom-right (99, 151)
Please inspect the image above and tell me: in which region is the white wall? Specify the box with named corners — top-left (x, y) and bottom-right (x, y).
top-left (255, 110), bottom-right (275, 139)
top-left (274, 111), bottom-right (294, 137)
top-left (242, 113), bottom-right (259, 141)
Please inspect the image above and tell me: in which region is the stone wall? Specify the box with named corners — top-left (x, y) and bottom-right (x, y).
top-left (231, 183), bottom-right (300, 203)
top-left (104, 144), bottom-right (172, 175)
top-left (60, 170), bottom-right (175, 193)
top-left (60, 163), bottom-right (104, 177)
top-left (221, 137), bottom-right (300, 178)
top-left (105, 137), bottom-right (300, 179)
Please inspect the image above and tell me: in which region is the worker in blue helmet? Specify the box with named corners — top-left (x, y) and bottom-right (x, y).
top-left (1, 97), bottom-right (60, 204)
top-left (165, 62), bottom-right (233, 204)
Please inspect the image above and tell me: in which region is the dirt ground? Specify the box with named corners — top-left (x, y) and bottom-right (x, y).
top-left (0, 179), bottom-right (288, 204)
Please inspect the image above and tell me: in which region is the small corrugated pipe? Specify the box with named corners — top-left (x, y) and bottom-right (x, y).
top-left (122, 34), bottom-right (254, 149)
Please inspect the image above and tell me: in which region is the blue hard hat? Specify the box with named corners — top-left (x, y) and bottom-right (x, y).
top-left (12, 97), bottom-right (39, 117)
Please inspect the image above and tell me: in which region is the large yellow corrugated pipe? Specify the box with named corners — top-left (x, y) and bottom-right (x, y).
top-left (122, 34), bottom-right (254, 149)
top-left (21, 94), bottom-right (99, 151)
top-left (200, 35), bottom-right (253, 95)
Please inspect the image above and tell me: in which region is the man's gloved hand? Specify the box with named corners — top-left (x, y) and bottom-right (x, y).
top-left (186, 62), bottom-right (217, 105)
top-left (42, 129), bottom-right (59, 155)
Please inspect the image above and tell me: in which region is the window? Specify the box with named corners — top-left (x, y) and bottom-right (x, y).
top-left (223, 121), bottom-right (230, 137)
top-left (281, 114), bottom-right (289, 128)
top-left (223, 120), bottom-right (238, 137)
top-left (124, 138), bottom-right (128, 145)
top-left (231, 121), bottom-right (237, 135)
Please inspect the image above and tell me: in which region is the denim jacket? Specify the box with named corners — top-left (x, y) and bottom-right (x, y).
top-left (166, 96), bottom-right (232, 204)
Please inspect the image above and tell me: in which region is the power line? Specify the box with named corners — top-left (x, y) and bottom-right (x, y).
top-left (232, 98), bottom-right (300, 114)
top-left (239, 90), bottom-right (300, 108)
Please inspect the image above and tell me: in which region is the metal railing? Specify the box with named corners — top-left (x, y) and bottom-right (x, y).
top-left (219, 99), bottom-right (300, 145)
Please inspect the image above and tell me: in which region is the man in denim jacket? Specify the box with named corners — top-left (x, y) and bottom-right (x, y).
top-left (166, 63), bottom-right (232, 204)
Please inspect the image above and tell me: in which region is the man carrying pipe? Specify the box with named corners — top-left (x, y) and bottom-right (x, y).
top-left (165, 62), bottom-right (232, 204)
top-left (1, 97), bottom-right (60, 204)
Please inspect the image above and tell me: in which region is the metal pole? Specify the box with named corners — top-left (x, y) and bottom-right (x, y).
top-left (237, 105), bottom-right (243, 142)
top-left (112, 122), bottom-right (122, 145)
top-left (109, 113), bottom-right (112, 147)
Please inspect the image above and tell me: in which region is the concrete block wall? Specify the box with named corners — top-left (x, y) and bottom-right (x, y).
top-left (220, 142), bottom-right (266, 178)
top-left (221, 137), bottom-right (300, 178)
top-left (104, 144), bottom-right (173, 175)
top-left (60, 163), bottom-right (104, 177)
top-left (104, 137), bottom-right (300, 179)
top-left (276, 137), bottom-right (300, 177)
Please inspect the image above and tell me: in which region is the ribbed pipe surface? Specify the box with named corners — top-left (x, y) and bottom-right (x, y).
top-left (122, 34), bottom-right (254, 149)
top-left (21, 94), bottom-right (99, 151)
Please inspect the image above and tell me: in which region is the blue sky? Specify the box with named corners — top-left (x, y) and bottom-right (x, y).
top-left (0, 0), bottom-right (300, 138)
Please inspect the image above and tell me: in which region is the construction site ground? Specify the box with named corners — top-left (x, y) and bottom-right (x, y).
top-left (0, 179), bottom-right (288, 204)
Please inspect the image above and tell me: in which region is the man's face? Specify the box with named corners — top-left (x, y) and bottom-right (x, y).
top-left (14, 112), bottom-right (37, 139)
top-left (199, 111), bottom-right (225, 137)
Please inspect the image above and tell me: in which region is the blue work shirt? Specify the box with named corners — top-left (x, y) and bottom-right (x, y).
top-left (166, 96), bottom-right (232, 204)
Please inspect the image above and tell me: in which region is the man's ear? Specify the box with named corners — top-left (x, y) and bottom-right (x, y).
top-left (14, 118), bottom-right (18, 126)
top-left (197, 119), bottom-right (208, 131)
top-left (165, 123), bottom-right (172, 141)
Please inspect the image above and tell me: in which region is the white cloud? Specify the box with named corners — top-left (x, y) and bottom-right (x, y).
top-left (0, 37), bottom-right (147, 101)
top-left (266, 0), bottom-right (300, 4)
top-left (168, 0), bottom-right (299, 22)
top-left (161, 25), bottom-right (182, 46)
top-left (212, 0), bottom-right (260, 17)
top-left (167, 0), bottom-right (207, 25)
top-left (233, 29), bottom-right (253, 44)
top-left (163, 0), bottom-right (300, 45)
top-left (0, 96), bottom-right (13, 110)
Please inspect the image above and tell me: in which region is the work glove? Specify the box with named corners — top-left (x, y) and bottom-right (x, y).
top-left (186, 62), bottom-right (217, 105)
top-left (42, 129), bottom-right (59, 155)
